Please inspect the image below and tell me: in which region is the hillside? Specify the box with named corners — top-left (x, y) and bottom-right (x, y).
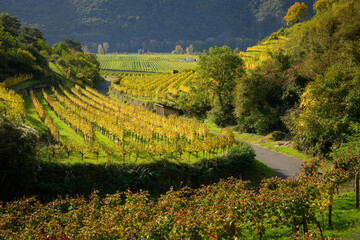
top-left (1, 0), bottom-right (314, 53)
top-left (2, 1), bottom-right (360, 238)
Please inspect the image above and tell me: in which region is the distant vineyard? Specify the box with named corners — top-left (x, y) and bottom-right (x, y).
top-left (111, 70), bottom-right (196, 100)
top-left (33, 84), bottom-right (234, 163)
top-left (100, 70), bottom-right (154, 78)
top-left (97, 54), bottom-right (198, 73)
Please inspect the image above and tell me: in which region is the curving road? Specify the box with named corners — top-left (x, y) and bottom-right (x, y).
top-left (250, 143), bottom-right (302, 178)
top-left (97, 78), bottom-right (113, 96)
top-left (96, 79), bottom-right (302, 179)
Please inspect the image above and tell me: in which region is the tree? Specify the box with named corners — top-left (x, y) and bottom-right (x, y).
top-left (103, 42), bottom-right (109, 54)
top-left (284, 2), bottom-right (308, 26)
top-left (98, 44), bottom-right (104, 55)
top-left (234, 52), bottom-right (295, 134)
top-left (0, 13), bottom-right (21, 37)
top-left (82, 45), bottom-right (88, 53)
top-left (290, 63), bottom-right (360, 156)
top-left (0, 118), bottom-right (39, 201)
top-left (197, 46), bottom-right (244, 126)
top-left (313, 0), bottom-right (340, 13)
top-left (186, 44), bottom-right (194, 54)
top-left (173, 45), bottom-right (183, 54)
top-left (178, 77), bottom-right (212, 119)
top-left (63, 38), bottom-right (83, 52)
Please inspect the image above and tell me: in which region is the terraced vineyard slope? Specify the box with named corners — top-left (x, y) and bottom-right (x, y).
top-left (239, 28), bottom-right (290, 69)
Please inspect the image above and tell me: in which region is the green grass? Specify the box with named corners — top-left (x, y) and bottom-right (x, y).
top-left (11, 80), bottom-right (45, 92)
top-left (325, 192), bottom-right (360, 239)
top-left (259, 141), bottom-right (311, 161)
top-left (263, 192), bottom-right (360, 239)
top-left (49, 62), bottom-right (62, 75)
top-left (24, 95), bottom-right (49, 139)
top-left (101, 70), bottom-right (157, 78)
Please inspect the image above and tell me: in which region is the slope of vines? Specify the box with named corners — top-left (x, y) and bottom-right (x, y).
top-left (38, 84), bottom-right (234, 162)
top-left (111, 70), bottom-right (194, 100)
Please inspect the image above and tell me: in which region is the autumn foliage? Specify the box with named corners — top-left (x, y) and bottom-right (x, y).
top-left (284, 2), bottom-right (309, 26)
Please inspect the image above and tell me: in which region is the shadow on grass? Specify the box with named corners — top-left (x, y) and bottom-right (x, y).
top-left (33, 142), bottom-right (274, 202)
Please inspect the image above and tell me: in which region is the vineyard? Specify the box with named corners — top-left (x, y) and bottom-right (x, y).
top-left (27, 84), bottom-right (234, 164)
top-left (239, 31), bottom-right (289, 69)
top-left (110, 69), bottom-right (196, 101)
top-left (0, 84), bottom-right (26, 120)
top-left (1, 164), bottom-right (359, 239)
top-left (101, 70), bottom-right (155, 78)
top-left (97, 54), bottom-right (198, 74)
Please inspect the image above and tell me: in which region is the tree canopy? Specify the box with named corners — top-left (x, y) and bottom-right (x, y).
top-left (233, 0), bottom-right (360, 156)
top-left (197, 46), bottom-right (244, 126)
top-left (284, 2), bottom-right (309, 26)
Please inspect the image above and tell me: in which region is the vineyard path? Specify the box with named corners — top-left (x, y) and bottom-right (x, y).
top-left (96, 78), bottom-right (302, 179)
top-left (249, 143), bottom-right (302, 179)
top-left (97, 77), bottom-right (114, 95)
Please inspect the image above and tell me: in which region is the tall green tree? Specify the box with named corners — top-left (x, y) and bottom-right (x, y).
top-left (197, 46), bottom-right (244, 126)
top-left (186, 44), bottom-right (194, 54)
top-left (234, 51), bottom-right (297, 134)
top-left (98, 44), bottom-right (104, 55)
top-left (103, 42), bottom-right (109, 54)
top-left (178, 77), bottom-right (212, 119)
top-left (63, 38), bottom-right (83, 52)
top-left (173, 45), bottom-right (183, 54)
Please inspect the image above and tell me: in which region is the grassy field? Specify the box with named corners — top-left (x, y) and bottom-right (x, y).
top-left (97, 54), bottom-right (198, 74)
top-left (262, 191), bottom-right (360, 239)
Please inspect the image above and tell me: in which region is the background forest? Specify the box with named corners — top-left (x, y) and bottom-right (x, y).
top-left (1, 0), bottom-right (314, 52)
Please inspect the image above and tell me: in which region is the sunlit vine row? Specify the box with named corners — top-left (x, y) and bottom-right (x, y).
top-left (42, 89), bottom-right (94, 140)
top-left (53, 87), bottom-right (126, 143)
top-left (0, 85), bottom-right (25, 120)
top-left (111, 70), bottom-right (195, 99)
top-left (3, 74), bottom-right (33, 88)
top-left (50, 85), bottom-right (234, 158)
top-left (30, 90), bottom-right (59, 142)
top-left (74, 84), bottom-right (209, 139)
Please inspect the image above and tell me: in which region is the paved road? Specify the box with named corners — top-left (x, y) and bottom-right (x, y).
top-left (250, 143), bottom-right (302, 178)
top-left (96, 79), bottom-right (302, 179)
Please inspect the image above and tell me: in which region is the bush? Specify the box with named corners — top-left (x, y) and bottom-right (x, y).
top-left (207, 105), bottom-right (236, 127)
top-left (270, 131), bottom-right (286, 141)
top-left (34, 143), bottom-right (257, 201)
top-left (0, 118), bottom-right (40, 201)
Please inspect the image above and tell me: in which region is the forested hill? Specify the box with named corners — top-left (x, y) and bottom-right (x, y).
top-left (1, 0), bottom-right (314, 53)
